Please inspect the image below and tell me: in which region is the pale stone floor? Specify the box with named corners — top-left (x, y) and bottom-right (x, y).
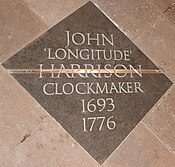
top-left (0, 0), bottom-right (175, 166)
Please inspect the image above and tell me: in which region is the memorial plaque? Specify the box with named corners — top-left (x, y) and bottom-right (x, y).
top-left (2, 1), bottom-right (173, 164)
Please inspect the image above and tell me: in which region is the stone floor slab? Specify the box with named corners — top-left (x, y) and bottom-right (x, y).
top-left (102, 123), bottom-right (175, 167)
top-left (134, 18), bottom-right (175, 83)
top-left (147, 0), bottom-right (172, 13)
top-left (143, 85), bottom-right (175, 152)
top-left (23, 0), bottom-right (91, 27)
top-left (0, 0), bottom-right (47, 62)
top-left (0, 65), bottom-right (48, 158)
top-left (94, 0), bottom-right (160, 39)
top-left (0, 117), bottom-right (99, 167)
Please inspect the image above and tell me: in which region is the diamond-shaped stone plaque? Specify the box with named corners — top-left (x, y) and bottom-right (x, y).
top-left (2, 1), bottom-right (172, 164)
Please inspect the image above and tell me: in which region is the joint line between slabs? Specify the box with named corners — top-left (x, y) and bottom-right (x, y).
top-left (142, 121), bottom-right (175, 155)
